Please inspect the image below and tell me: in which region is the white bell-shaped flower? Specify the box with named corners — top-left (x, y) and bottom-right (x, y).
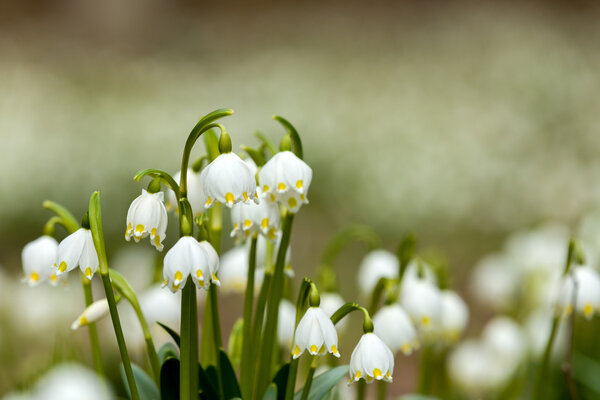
top-left (373, 304), bottom-right (419, 355)
top-left (165, 169), bottom-right (206, 216)
top-left (56, 228), bottom-right (99, 280)
top-left (21, 236), bottom-right (60, 286)
top-left (259, 151), bottom-right (312, 213)
top-left (277, 299), bottom-right (296, 349)
top-left (125, 189), bottom-right (168, 251)
top-left (481, 316), bottom-right (527, 370)
top-left (200, 153), bottom-right (258, 209)
top-left (401, 280), bottom-right (442, 332)
top-left (218, 246), bottom-right (264, 294)
top-left (558, 265), bottom-right (600, 319)
top-left (162, 236), bottom-right (219, 292)
top-left (400, 259), bottom-right (437, 293)
top-left (440, 290), bottom-right (469, 343)
top-left (357, 249), bottom-right (398, 295)
top-left (349, 333), bottom-right (394, 383)
top-left (320, 293), bottom-right (348, 331)
top-left (71, 299), bottom-right (109, 330)
top-left (292, 306), bottom-right (340, 359)
top-left (231, 188), bottom-right (280, 240)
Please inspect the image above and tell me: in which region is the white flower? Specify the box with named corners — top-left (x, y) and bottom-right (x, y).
top-left (373, 304), bottom-right (419, 355)
top-left (481, 316), bottom-right (526, 370)
top-left (400, 259), bottom-right (437, 293)
top-left (21, 236), bottom-right (60, 286)
top-left (200, 153), bottom-right (258, 209)
top-left (320, 293), bottom-right (348, 331)
top-left (470, 253), bottom-right (520, 312)
top-left (162, 236), bottom-right (219, 292)
top-left (71, 299), bottom-right (109, 330)
top-left (349, 333), bottom-right (394, 383)
top-left (218, 246), bottom-right (264, 294)
top-left (558, 265), bottom-right (600, 319)
top-left (357, 249), bottom-right (398, 295)
top-left (259, 151), bottom-right (312, 213)
top-left (440, 290), bottom-right (469, 343)
top-left (278, 299), bottom-right (296, 349)
top-left (400, 280), bottom-right (442, 332)
top-left (255, 234), bottom-right (294, 278)
top-left (231, 188), bottom-right (280, 240)
top-left (56, 228), bottom-right (99, 280)
top-left (33, 363), bottom-right (113, 400)
top-left (292, 307), bottom-right (340, 359)
top-left (125, 189), bottom-right (168, 251)
top-left (165, 169), bottom-right (206, 216)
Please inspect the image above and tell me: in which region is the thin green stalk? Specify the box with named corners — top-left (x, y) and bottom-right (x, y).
top-left (417, 345), bottom-right (432, 395)
top-left (356, 381), bottom-right (366, 400)
top-left (299, 358), bottom-right (317, 400)
top-left (89, 192), bottom-right (139, 400)
top-left (180, 280), bottom-right (199, 400)
top-left (254, 214), bottom-right (295, 399)
top-left (81, 276), bottom-right (104, 376)
top-left (563, 272), bottom-right (580, 400)
top-left (241, 237), bottom-right (258, 399)
top-left (376, 380), bottom-right (387, 400)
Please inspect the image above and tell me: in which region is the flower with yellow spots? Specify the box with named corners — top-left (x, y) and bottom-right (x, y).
top-left (373, 304), bottom-right (419, 355)
top-left (258, 151), bottom-right (312, 213)
top-left (231, 188), bottom-right (280, 240)
top-left (162, 236), bottom-right (220, 293)
top-left (200, 152), bottom-right (258, 209)
top-left (292, 306), bottom-right (340, 359)
top-left (558, 265), bottom-right (600, 320)
top-left (71, 298), bottom-right (110, 330)
top-left (349, 332), bottom-right (394, 384)
top-left (357, 249), bottom-right (398, 295)
top-left (165, 169), bottom-right (205, 216)
top-left (217, 246), bottom-right (265, 294)
top-left (56, 228), bottom-right (99, 280)
top-left (400, 279), bottom-right (442, 332)
top-left (125, 189), bottom-right (168, 251)
top-left (21, 235), bottom-right (61, 286)
top-left (440, 290), bottom-right (469, 343)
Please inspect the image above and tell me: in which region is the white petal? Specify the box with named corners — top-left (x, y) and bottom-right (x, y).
top-left (57, 228), bottom-right (87, 275)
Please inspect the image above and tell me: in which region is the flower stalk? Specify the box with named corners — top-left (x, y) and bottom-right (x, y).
top-left (240, 236), bottom-right (258, 399)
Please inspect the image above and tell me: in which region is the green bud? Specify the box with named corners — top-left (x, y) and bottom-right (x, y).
top-left (279, 134), bottom-right (292, 152)
top-left (218, 131), bottom-right (232, 154)
top-left (309, 283), bottom-right (321, 307)
top-left (147, 177), bottom-right (161, 194)
top-left (81, 212), bottom-right (90, 230)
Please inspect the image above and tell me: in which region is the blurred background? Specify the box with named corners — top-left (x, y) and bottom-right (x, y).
top-left (1, 0), bottom-right (600, 398)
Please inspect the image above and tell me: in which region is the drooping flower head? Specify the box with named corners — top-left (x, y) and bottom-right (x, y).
top-left (401, 279), bottom-right (442, 333)
top-left (21, 236), bottom-right (60, 286)
top-left (373, 304), bottom-right (419, 355)
top-left (277, 299), bottom-right (296, 350)
top-left (440, 290), bottom-right (469, 343)
top-left (557, 265), bottom-right (600, 319)
top-left (357, 249), bottom-right (398, 295)
top-left (125, 189), bottom-right (168, 251)
top-left (56, 228), bottom-right (99, 280)
top-left (231, 188), bottom-right (280, 240)
top-left (216, 246), bottom-right (264, 294)
top-left (349, 333), bottom-right (394, 384)
top-left (200, 152), bottom-right (258, 209)
top-left (71, 298), bottom-right (110, 330)
top-left (165, 169), bottom-right (206, 216)
top-left (292, 306), bottom-right (340, 359)
top-left (162, 236), bottom-right (220, 292)
top-left (259, 151), bottom-right (312, 213)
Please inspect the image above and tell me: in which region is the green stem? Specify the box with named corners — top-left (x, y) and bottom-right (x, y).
top-left (241, 237), bottom-right (258, 399)
top-left (376, 380), bottom-right (387, 400)
top-left (89, 192), bottom-right (139, 400)
top-left (356, 381), bottom-right (366, 400)
top-left (180, 280), bottom-right (198, 400)
top-left (417, 345), bottom-right (431, 395)
top-left (133, 169), bottom-right (180, 199)
top-left (42, 200), bottom-right (80, 233)
top-left (299, 359), bottom-right (317, 400)
top-left (254, 214), bottom-right (295, 399)
top-left (81, 276), bottom-right (104, 376)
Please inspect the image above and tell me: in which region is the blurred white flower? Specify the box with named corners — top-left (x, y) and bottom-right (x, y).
top-left (255, 234), bottom-right (293, 278)
top-left (440, 290), bottom-right (469, 343)
top-left (349, 333), bottom-right (394, 384)
top-left (292, 306), bottom-right (339, 359)
top-left (373, 304), bottom-right (419, 355)
top-left (218, 246), bottom-right (264, 294)
top-left (165, 169), bottom-right (205, 216)
top-left (357, 249), bottom-right (398, 295)
top-left (400, 259), bottom-right (437, 291)
top-left (319, 292), bottom-right (348, 331)
top-left (200, 152), bottom-right (258, 208)
top-left (557, 265), bottom-right (600, 320)
top-left (481, 316), bottom-right (527, 371)
top-left (524, 309), bottom-right (566, 358)
top-left (56, 228), bottom-right (99, 280)
top-left (21, 236), bottom-right (60, 286)
top-left (71, 298), bottom-right (109, 330)
top-left (162, 236), bottom-right (219, 292)
top-left (33, 363), bottom-right (113, 400)
top-left (125, 189), bottom-right (168, 251)
top-left (230, 188), bottom-right (280, 240)
top-left (471, 253), bottom-right (520, 311)
top-left (401, 279), bottom-right (442, 333)
top-left (277, 299), bottom-right (296, 349)
top-left (259, 151), bottom-right (312, 213)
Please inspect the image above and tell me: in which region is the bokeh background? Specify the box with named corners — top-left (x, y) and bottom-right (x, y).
top-left (1, 0), bottom-right (600, 398)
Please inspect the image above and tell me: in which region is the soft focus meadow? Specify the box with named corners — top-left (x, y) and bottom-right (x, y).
top-left (1, 1), bottom-right (600, 399)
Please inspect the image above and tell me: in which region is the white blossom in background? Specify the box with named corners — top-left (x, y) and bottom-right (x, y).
top-left (125, 189), bottom-right (168, 251)
top-left (400, 259), bottom-right (437, 292)
top-left (165, 169), bottom-right (205, 216)
top-left (292, 307), bottom-right (339, 359)
top-left (524, 309), bottom-right (566, 358)
top-left (162, 236), bottom-right (219, 292)
top-left (32, 363), bottom-right (113, 400)
top-left (471, 253), bottom-right (521, 312)
top-left (259, 151), bottom-right (312, 213)
top-left (357, 249), bottom-right (398, 295)
top-left (557, 265), bottom-right (600, 320)
top-left (373, 304), bottom-right (419, 355)
top-left (255, 234), bottom-right (294, 278)
top-left (440, 290), bottom-right (469, 343)
top-left (21, 236), bottom-right (60, 286)
top-left (349, 333), bottom-right (394, 383)
top-left (481, 316), bottom-right (527, 373)
top-left (320, 292), bottom-right (348, 331)
top-left (401, 279), bottom-right (442, 333)
top-left (218, 246), bottom-right (264, 294)
top-left (230, 188), bottom-right (280, 240)
top-left (200, 152), bottom-right (258, 208)
top-left (71, 298), bottom-right (110, 330)
top-left (56, 228), bottom-right (99, 280)
top-left (277, 299), bottom-right (296, 349)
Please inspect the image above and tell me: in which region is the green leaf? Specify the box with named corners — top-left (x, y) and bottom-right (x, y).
top-left (263, 383), bottom-right (278, 400)
top-left (160, 358), bottom-right (179, 400)
top-left (574, 352), bottom-right (600, 395)
top-left (108, 269), bottom-right (139, 307)
top-left (227, 318), bottom-right (244, 371)
top-left (272, 362), bottom-right (290, 400)
top-left (121, 363), bottom-right (159, 400)
top-left (220, 349), bottom-right (242, 399)
top-left (294, 365), bottom-right (349, 400)
top-left (157, 321), bottom-right (181, 347)
top-left (397, 396), bottom-right (439, 400)
top-left (158, 342), bottom-right (179, 364)
top-left (198, 364), bottom-right (219, 400)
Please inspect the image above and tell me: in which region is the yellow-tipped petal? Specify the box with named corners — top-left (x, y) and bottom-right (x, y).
top-left (174, 271), bottom-right (183, 284)
top-left (261, 218), bottom-right (269, 230)
top-left (296, 180), bottom-right (303, 189)
top-left (287, 197), bottom-right (297, 209)
top-left (58, 261), bottom-right (67, 273)
top-left (244, 219), bottom-right (252, 228)
top-left (135, 224), bottom-right (145, 234)
top-left (206, 196), bottom-right (212, 207)
top-left (293, 345), bottom-right (301, 357)
top-left (243, 192), bottom-right (248, 201)
top-left (373, 368), bottom-right (382, 379)
top-left (278, 182), bottom-right (286, 191)
top-left (421, 316), bottom-right (430, 327)
top-left (84, 267), bottom-right (92, 278)
top-left (225, 193), bottom-right (235, 205)
top-left (584, 303), bottom-right (594, 318)
top-left (263, 185), bottom-right (270, 193)
top-left (30, 272), bottom-right (39, 282)
top-left (309, 344), bottom-right (318, 354)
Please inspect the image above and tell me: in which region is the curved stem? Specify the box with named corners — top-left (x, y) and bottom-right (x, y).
top-left (133, 169), bottom-right (180, 199)
top-left (330, 302), bottom-right (373, 333)
top-left (42, 200), bottom-right (79, 233)
top-left (273, 116), bottom-right (303, 159)
top-left (88, 192), bottom-right (139, 400)
top-left (241, 237), bottom-right (258, 399)
top-left (81, 275), bottom-right (104, 376)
